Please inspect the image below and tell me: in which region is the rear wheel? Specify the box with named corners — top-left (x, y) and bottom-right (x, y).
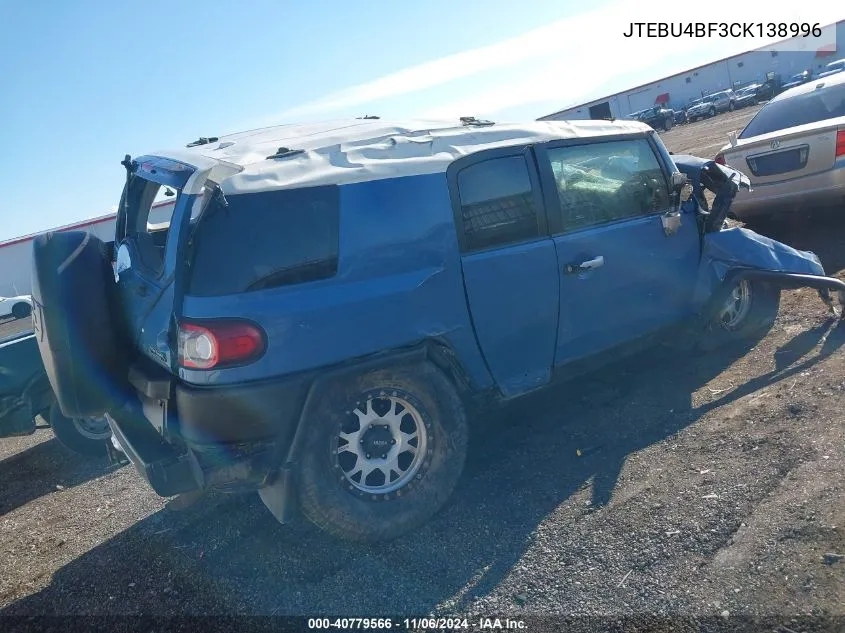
top-left (11, 302), bottom-right (31, 319)
top-left (708, 106), bottom-right (716, 117)
top-left (699, 279), bottom-right (780, 351)
top-left (663, 117), bottom-right (673, 132)
top-left (296, 364), bottom-right (468, 542)
top-left (49, 402), bottom-right (111, 457)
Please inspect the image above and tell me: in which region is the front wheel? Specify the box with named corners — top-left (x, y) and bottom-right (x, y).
top-left (708, 107), bottom-right (716, 117)
top-left (699, 279), bottom-right (780, 351)
top-left (663, 117), bottom-right (673, 132)
top-left (49, 402), bottom-right (111, 457)
top-left (295, 364), bottom-right (468, 542)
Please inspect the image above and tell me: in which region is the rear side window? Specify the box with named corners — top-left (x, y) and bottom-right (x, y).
top-left (740, 83), bottom-right (845, 138)
top-left (187, 186), bottom-right (339, 296)
top-left (456, 155), bottom-right (541, 252)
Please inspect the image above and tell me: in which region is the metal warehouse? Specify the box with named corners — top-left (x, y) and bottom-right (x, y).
top-left (0, 201), bottom-right (175, 297)
top-left (539, 20), bottom-right (845, 121)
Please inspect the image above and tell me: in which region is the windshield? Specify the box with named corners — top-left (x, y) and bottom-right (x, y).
top-left (739, 82), bottom-right (845, 138)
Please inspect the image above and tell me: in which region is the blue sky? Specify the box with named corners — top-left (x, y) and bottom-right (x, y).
top-left (0, 1), bottom-right (840, 242)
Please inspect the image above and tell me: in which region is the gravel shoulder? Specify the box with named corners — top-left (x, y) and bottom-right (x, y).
top-left (1, 109), bottom-right (843, 628)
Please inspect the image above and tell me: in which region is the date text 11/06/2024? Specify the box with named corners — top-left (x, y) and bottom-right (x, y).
top-left (623, 22), bottom-right (823, 38)
top-left (307, 617), bottom-right (526, 630)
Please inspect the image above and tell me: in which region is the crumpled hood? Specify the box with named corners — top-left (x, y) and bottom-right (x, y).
top-left (702, 227), bottom-right (824, 276)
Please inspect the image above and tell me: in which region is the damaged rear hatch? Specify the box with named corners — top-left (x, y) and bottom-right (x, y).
top-left (113, 153), bottom-right (241, 373)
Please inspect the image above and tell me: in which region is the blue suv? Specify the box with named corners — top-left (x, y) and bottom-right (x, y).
top-left (30, 119), bottom-right (845, 542)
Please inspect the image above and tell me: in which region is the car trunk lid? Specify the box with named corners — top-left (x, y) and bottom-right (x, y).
top-left (722, 121), bottom-right (843, 185)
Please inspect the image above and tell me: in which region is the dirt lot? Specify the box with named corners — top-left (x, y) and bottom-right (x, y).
top-left (1, 109), bottom-right (844, 631)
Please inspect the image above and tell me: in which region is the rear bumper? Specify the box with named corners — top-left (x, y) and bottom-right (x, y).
top-left (731, 163), bottom-right (845, 218)
top-left (107, 365), bottom-right (313, 497)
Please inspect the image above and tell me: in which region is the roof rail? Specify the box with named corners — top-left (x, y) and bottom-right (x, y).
top-left (460, 116), bottom-right (495, 127)
top-left (266, 147), bottom-right (305, 160)
top-left (187, 137), bottom-right (219, 148)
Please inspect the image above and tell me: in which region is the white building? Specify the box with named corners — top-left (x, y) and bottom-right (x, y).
top-left (539, 21), bottom-right (845, 121)
top-left (0, 201), bottom-right (175, 297)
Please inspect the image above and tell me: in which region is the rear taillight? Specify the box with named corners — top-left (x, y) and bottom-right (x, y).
top-left (836, 130), bottom-right (845, 158)
top-left (178, 321), bottom-right (265, 369)
top-left (714, 152), bottom-right (726, 165)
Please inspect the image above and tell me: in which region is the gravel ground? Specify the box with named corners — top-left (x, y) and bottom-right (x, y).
top-left (1, 108), bottom-right (844, 631)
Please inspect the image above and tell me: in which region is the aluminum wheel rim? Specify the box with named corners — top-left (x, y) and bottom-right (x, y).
top-left (719, 280), bottom-right (752, 330)
top-left (335, 394), bottom-right (428, 495)
top-left (72, 416), bottom-right (111, 441)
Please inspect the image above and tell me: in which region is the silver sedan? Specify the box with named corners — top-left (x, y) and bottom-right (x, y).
top-left (716, 72), bottom-right (845, 220)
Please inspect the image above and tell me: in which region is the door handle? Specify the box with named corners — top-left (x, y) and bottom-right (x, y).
top-left (565, 256), bottom-right (604, 274)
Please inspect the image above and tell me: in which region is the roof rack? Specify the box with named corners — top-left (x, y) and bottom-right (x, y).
top-left (266, 147), bottom-right (305, 160)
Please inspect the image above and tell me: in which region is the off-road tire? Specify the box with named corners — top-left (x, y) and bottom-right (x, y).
top-left (11, 302), bottom-right (31, 319)
top-left (297, 364), bottom-right (468, 542)
top-left (699, 280), bottom-right (780, 351)
top-left (48, 402), bottom-right (111, 457)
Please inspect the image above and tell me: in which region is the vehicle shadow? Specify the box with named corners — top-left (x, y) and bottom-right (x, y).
top-left (0, 435), bottom-right (114, 516)
top-left (3, 320), bottom-right (842, 617)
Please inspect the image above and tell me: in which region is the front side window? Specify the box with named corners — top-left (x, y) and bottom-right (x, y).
top-left (456, 155), bottom-right (541, 252)
top-left (546, 138), bottom-right (670, 233)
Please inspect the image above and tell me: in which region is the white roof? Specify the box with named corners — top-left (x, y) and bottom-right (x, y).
top-left (150, 118), bottom-right (653, 195)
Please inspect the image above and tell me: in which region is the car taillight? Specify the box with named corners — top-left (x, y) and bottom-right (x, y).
top-left (836, 130), bottom-right (845, 158)
top-left (714, 152), bottom-right (726, 165)
top-left (178, 321), bottom-right (265, 369)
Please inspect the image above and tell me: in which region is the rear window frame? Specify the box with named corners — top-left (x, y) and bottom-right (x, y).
top-left (738, 82), bottom-right (845, 139)
top-left (184, 184), bottom-right (341, 297)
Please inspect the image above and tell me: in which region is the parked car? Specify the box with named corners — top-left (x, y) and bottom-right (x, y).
top-left (0, 329), bottom-right (112, 455)
top-left (818, 59), bottom-right (845, 79)
top-left (687, 90), bottom-right (736, 121)
top-left (628, 105), bottom-right (675, 131)
top-left (30, 119), bottom-right (845, 542)
top-left (0, 295), bottom-right (32, 320)
top-left (715, 71), bottom-right (845, 220)
top-left (733, 85), bottom-right (761, 109)
top-left (779, 70), bottom-right (813, 93)
top-left (753, 79), bottom-right (779, 103)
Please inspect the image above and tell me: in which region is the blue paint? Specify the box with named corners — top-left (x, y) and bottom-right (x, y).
top-left (552, 208), bottom-right (700, 365)
top-left (692, 227), bottom-right (826, 307)
top-left (179, 174), bottom-right (494, 390)
top-left (460, 238), bottom-right (559, 397)
top-left (116, 138), bottom-right (835, 406)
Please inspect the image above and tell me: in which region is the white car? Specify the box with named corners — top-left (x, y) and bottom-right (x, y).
top-left (715, 71), bottom-right (845, 220)
top-left (0, 295), bottom-right (33, 320)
